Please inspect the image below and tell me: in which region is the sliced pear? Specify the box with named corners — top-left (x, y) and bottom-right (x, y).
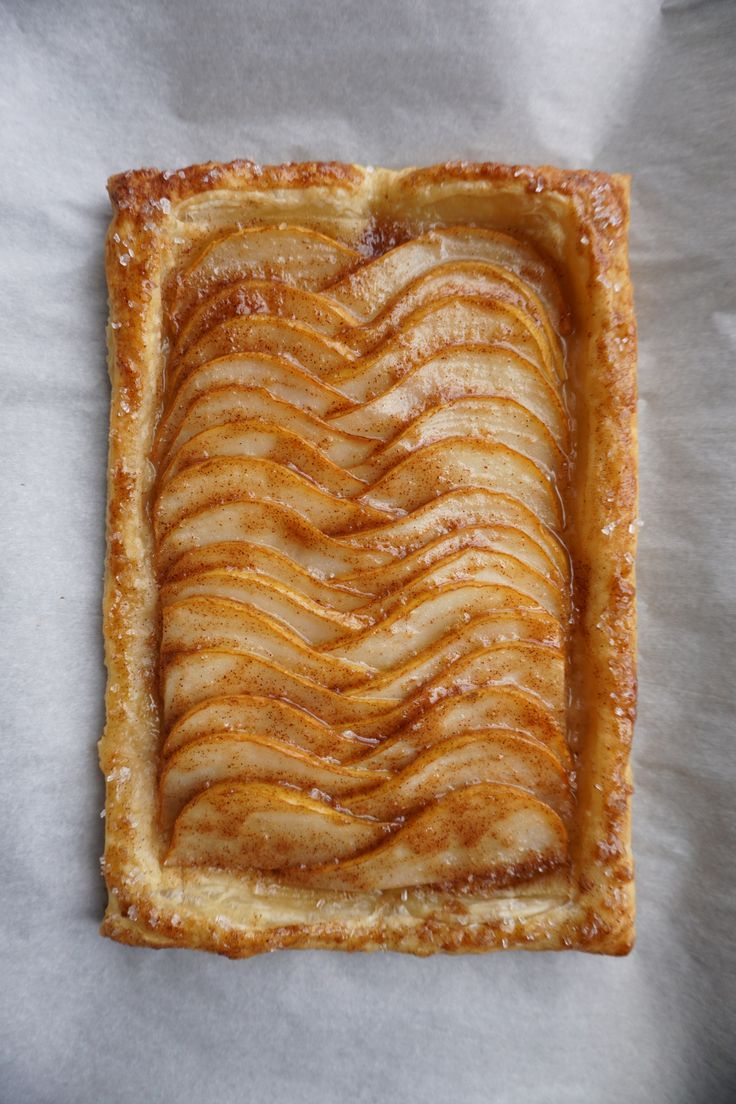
top-left (156, 492), bottom-right (567, 585)
top-left (343, 490), bottom-right (569, 580)
top-left (170, 225), bottom-right (361, 330)
top-left (330, 298), bottom-right (557, 398)
top-left (343, 525), bottom-right (565, 592)
top-left (341, 680), bottom-right (566, 752)
top-left (153, 457), bottom-right (388, 540)
top-left (165, 524), bottom-right (564, 607)
top-left (162, 577), bottom-right (364, 645)
top-left (162, 649), bottom-right (400, 726)
top-left (164, 548), bottom-right (564, 635)
top-left (349, 293), bottom-right (561, 388)
top-left (342, 260), bottom-right (562, 366)
top-left (355, 396), bottom-right (565, 479)
top-left (284, 783), bottom-right (569, 890)
top-left (351, 610), bottom-right (563, 700)
top-left (161, 597), bottom-right (368, 685)
top-left (327, 226), bottom-right (566, 330)
top-left (160, 593), bottom-right (564, 705)
top-left (323, 582), bottom-right (542, 668)
top-left (154, 223), bottom-right (578, 868)
top-left (156, 500), bottom-right (393, 578)
top-left (158, 386), bottom-right (373, 472)
top-left (358, 724), bottom-right (514, 771)
top-left (161, 422), bottom-right (367, 496)
top-left (159, 734), bottom-right (388, 833)
top-left (329, 346), bottom-right (568, 447)
top-left (362, 548), bottom-right (566, 621)
top-left (155, 356), bottom-right (353, 462)
top-left (413, 641), bottom-right (564, 713)
top-left (358, 438), bottom-right (562, 530)
top-left (165, 782), bottom-right (387, 870)
top-left (165, 543), bottom-right (368, 611)
top-left (162, 678), bottom-right (566, 760)
top-left (342, 732), bottom-right (572, 821)
top-left (163, 694), bottom-right (373, 759)
top-left (171, 316), bottom-right (353, 390)
top-left (349, 643), bottom-right (565, 728)
top-left (382, 684), bottom-right (569, 763)
top-left (351, 685), bottom-right (565, 756)
top-left (173, 278), bottom-right (354, 360)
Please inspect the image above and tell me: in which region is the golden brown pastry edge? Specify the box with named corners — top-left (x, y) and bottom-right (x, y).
top-left (99, 159), bottom-right (637, 957)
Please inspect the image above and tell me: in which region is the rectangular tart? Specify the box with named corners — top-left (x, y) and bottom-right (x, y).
top-left (100, 160), bottom-right (637, 956)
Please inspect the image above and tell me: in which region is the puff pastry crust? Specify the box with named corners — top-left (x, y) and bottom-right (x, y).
top-left (100, 160), bottom-right (637, 956)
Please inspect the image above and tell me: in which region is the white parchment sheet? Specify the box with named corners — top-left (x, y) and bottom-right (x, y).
top-left (1, 1), bottom-right (734, 1101)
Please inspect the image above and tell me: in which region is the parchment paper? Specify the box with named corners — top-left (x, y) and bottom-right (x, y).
top-left (1, 1), bottom-right (735, 1101)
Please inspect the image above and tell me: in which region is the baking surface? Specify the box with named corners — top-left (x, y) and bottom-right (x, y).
top-left (1, 0), bottom-right (734, 1101)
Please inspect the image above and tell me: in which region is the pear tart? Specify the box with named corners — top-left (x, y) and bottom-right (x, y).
top-left (100, 160), bottom-right (637, 956)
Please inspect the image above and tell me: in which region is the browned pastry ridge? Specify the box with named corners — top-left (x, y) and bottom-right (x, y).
top-left (100, 160), bottom-right (638, 957)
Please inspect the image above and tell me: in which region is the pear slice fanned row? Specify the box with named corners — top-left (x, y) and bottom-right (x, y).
top-left (165, 782), bottom-right (570, 894)
top-left (155, 222), bottom-right (574, 891)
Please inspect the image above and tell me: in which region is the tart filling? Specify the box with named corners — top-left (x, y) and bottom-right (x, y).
top-left (156, 220), bottom-right (573, 896)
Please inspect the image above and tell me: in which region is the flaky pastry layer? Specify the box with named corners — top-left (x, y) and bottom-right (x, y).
top-left (100, 160), bottom-right (637, 956)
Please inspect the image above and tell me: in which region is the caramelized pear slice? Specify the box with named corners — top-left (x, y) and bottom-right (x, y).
top-left (153, 457), bottom-right (388, 540)
top-left (362, 548), bottom-right (566, 621)
top-left (383, 685), bottom-right (568, 762)
top-left (330, 346), bottom-right (568, 448)
top-left (352, 610), bottom-right (563, 700)
top-left (358, 438), bottom-right (562, 530)
top-left (327, 226), bottom-right (566, 330)
top-left (342, 260), bottom-right (562, 365)
top-left (427, 641), bottom-right (564, 712)
top-left (356, 396), bottom-right (565, 479)
top-left (359, 725), bottom-right (519, 772)
top-left (331, 298), bottom-right (557, 398)
top-left (165, 542), bottom-right (368, 611)
top-left (162, 577), bottom-right (363, 646)
top-left (324, 582), bottom-right (542, 667)
top-left (162, 422), bottom-right (367, 496)
top-left (163, 694), bottom-right (373, 759)
top-left (166, 782), bottom-right (387, 870)
top-left (346, 293), bottom-right (561, 386)
top-left (344, 490), bottom-right (568, 580)
top-left (343, 732), bottom-right (572, 821)
top-left (166, 547), bottom-right (564, 631)
top-left (173, 278), bottom-right (354, 359)
top-left (345, 648), bottom-right (568, 753)
top-left (161, 597), bottom-right (368, 685)
top-left (171, 225), bottom-right (361, 330)
top-left (163, 679), bottom-right (565, 760)
top-left (157, 501), bottom-right (393, 577)
top-left (162, 622), bottom-right (564, 730)
top-left (162, 649), bottom-right (399, 726)
top-left (171, 316), bottom-right (353, 390)
top-left (323, 683), bottom-right (567, 763)
top-left (285, 784), bottom-right (569, 891)
top-left (156, 491), bottom-right (567, 583)
top-left (162, 592), bottom-right (564, 703)
top-left (344, 524), bottom-right (565, 592)
top-left (155, 356), bottom-right (353, 462)
top-left (349, 642), bottom-right (565, 725)
top-left (159, 387), bottom-right (373, 472)
top-left (166, 524), bottom-right (564, 607)
top-left (160, 352), bottom-right (350, 414)
top-left (159, 734), bottom-right (388, 832)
